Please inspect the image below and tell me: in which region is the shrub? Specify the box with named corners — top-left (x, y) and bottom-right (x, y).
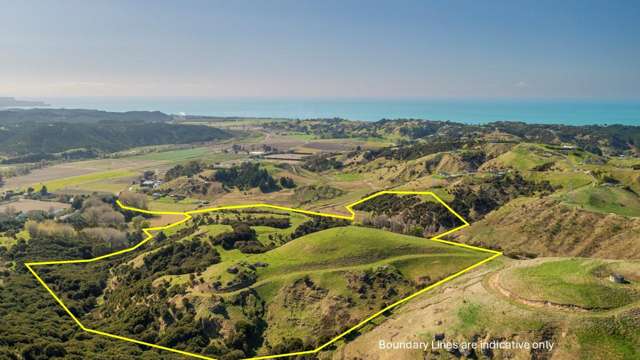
top-left (119, 191), bottom-right (148, 209)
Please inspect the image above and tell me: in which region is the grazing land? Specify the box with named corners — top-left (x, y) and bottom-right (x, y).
top-left (0, 199), bottom-right (70, 213)
top-left (1, 112), bottom-right (639, 359)
top-left (24, 192), bottom-right (494, 359)
top-left (499, 258), bottom-right (640, 310)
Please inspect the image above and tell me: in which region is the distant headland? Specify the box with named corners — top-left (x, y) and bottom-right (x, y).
top-left (0, 97), bottom-right (49, 107)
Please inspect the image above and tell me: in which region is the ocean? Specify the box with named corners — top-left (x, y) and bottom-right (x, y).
top-left (20, 97), bottom-right (640, 126)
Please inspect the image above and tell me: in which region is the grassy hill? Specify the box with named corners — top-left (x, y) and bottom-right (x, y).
top-left (561, 186), bottom-right (640, 217)
top-left (169, 226), bottom-right (488, 288)
top-left (3, 116), bottom-right (639, 359)
top-left (44, 216), bottom-right (491, 358)
top-left (500, 259), bottom-right (640, 310)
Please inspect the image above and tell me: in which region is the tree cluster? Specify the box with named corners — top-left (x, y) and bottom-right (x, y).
top-left (302, 154), bottom-right (343, 172)
top-left (450, 172), bottom-right (554, 220)
top-left (165, 161), bottom-right (204, 181)
top-left (140, 238), bottom-right (221, 276)
top-left (291, 216), bottom-right (350, 239)
top-left (211, 223), bottom-right (266, 253)
top-left (214, 163), bottom-right (280, 193)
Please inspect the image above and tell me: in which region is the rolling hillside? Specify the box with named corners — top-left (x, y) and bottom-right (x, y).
top-left (41, 215), bottom-right (491, 358)
top-left (0, 109), bottom-right (233, 160)
top-left (453, 197), bottom-right (640, 259)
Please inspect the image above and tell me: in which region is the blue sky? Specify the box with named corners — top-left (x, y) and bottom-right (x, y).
top-left (1, 0), bottom-right (639, 98)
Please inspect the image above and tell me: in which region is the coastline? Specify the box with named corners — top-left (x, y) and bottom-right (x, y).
top-left (23, 97), bottom-right (639, 126)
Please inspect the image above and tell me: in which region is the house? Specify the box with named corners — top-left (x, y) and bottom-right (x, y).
top-left (151, 192), bottom-right (164, 199)
top-left (141, 179), bottom-right (163, 189)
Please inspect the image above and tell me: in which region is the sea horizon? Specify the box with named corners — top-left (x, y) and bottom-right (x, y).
top-left (7, 96), bottom-right (640, 126)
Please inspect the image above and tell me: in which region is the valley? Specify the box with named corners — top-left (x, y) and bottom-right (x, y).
top-left (3, 3), bottom-right (639, 359)
top-left (0, 111), bottom-right (638, 359)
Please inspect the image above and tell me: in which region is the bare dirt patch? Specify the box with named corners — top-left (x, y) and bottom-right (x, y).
top-left (148, 213), bottom-right (186, 227)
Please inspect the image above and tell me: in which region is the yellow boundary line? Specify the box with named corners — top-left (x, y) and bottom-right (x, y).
top-left (25, 190), bottom-right (501, 359)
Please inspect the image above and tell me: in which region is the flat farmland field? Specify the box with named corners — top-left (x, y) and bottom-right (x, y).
top-left (0, 199), bottom-right (70, 212)
top-left (0, 158), bottom-right (160, 191)
top-left (43, 169), bottom-right (138, 193)
top-left (0, 147), bottom-right (246, 194)
top-left (131, 147), bottom-right (214, 162)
